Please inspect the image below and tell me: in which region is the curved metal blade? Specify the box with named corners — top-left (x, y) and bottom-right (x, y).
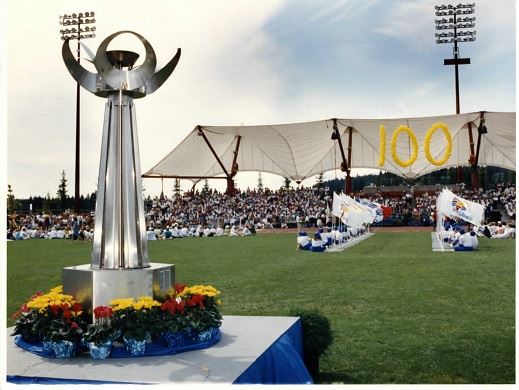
top-left (79, 41), bottom-right (96, 61)
top-left (94, 30), bottom-right (157, 91)
top-left (145, 48), bottom-right (181, 95)
top-left (62, 39), bottom-right (98, 94)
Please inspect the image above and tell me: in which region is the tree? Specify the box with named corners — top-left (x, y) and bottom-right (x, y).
top-left (202, 179), bottom-right (210, 193)
top-left (282, 177), bottom-right (291, 190)
top-left (7, 184), bottom-right (16, 213)
top-left (173, 179), bottom-right (181, 199)
top-left (257, 172), bottom-right (264, 191)
top-left (42, 193), bottom-right (52, 213)
top-left (57, 170), bottom-right (68, 211)
top-left (316, 172), bottom-right (324, 188)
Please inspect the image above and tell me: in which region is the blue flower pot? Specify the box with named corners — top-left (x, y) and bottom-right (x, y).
top-left (123, 335), bottom-right (148, 356)
top-left (197, 327), bottom-right (218, 343)
top-left (162, 331), bottom-right (192, 348)
top-left (41, 340), bottom-right (55, 358)
top-left (88, 341), bottom-right (112, 359)
top-left (51, 340), bottom-right (76, 358)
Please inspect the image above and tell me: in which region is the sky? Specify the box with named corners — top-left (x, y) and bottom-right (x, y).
top-left (3, 0), bottom-right (516, 199)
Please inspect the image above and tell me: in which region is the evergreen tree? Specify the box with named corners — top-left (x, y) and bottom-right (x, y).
top-left (42, 193), bottom-right (52, 213)
top-left (283, 177), bottom-right (291, 190)
top-left (316, 172), bottom-right (324, 188)
top-left (7, 184), bottom-right (16, 213)
top-left (57, 170), bottom-right (68, 211)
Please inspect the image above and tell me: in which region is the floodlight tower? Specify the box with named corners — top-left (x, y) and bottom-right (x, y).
top-left (59, 12), bottom-right (96, 214)
top-left (435, 3), bottom-right (476, 186)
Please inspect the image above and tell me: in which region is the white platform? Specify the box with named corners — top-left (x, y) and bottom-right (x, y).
top-left (326, 232), bottom-right (375, 252)
top-left (6, 315), bottom-right (299, 384)
top-left (431, 232), bottom-right (454, 252)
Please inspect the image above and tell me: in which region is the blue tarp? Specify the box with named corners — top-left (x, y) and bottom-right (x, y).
top-left (234, 318), bottom-right (313, 384)
top-left (8, 319), bottom-right (312, 385)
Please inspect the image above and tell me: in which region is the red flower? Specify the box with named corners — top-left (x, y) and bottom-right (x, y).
top-left (49, 304), bottom-right (60, 316)
top-left (63, 309), bottom-right (72, 320)
top-left (30, 292), bottom-right (43, 300)
top-left (70, 321), bottom-right (78, 329)
top-left (61, 302), bottom-right (70, 310)
top-left (93, 306), bottom-right (113, 319)
top-left (175, 283), bottom-right (186, 295)
top-left (177, 300), bottom-right (185, 314)
top-left (11, 304), bottom-right (29, 319)
top-left (187, 294), bottom-right (205, 309)
top-left (72, 302), bottom-right (83, 314)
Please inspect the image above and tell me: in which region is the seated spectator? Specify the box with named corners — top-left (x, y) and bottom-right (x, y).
top-left (469, 231), bottom-right (479, 249)
top-left (492, 224), bottom-right (516, 239)
top-left (146, 227), bottom-right (157, 240)
top-left (454, 230), bottom-right (474, 251)
top-left (297, 231), bottom-right (311, 250)
top-left (242, 225), bottom-right (253, 236)
top-left (310, 232), bottom-right (327, 252)
top-left (230, 225), bottom-right (239, 236)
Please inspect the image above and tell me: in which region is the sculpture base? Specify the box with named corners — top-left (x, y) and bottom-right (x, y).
top-left (62, 263), bottom-right (175, 316)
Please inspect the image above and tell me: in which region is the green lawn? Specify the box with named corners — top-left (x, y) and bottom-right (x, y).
top-left (6, 232), bottom-right (515, 384)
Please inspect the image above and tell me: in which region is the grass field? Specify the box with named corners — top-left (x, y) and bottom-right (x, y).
top-left (6, 231), bottom-right (515, 384)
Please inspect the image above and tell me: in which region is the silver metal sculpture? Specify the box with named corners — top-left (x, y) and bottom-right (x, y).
top-left (62, 31), bottom-right (181, 269)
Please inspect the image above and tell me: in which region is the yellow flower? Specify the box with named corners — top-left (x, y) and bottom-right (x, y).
top-left (178, 285), bottom-right (220, 298)
top-left (391, 125), bottom-right (418, 168)
top-left (424, 122), bottom-right (452, 166)
top-left (110, 298), bottom-right (135, 311)
top-left (49, 285), bottom-right (63, 294)
top-left (377, 125), bottom-right (386, 167)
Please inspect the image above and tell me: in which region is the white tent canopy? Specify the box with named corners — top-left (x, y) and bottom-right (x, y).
top-left (143, 111), bottom-right (515, 182)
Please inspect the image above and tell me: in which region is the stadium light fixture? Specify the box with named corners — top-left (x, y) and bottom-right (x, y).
top-left (435, 3), bottom-right (476, 186)
top-left (434, 3), bottom-right (476, 114)
top-left (59, 11), bottom-right (96, 214)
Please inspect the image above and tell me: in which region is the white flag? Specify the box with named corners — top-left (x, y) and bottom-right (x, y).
top-left (438, 188), bottom-right (485, 226)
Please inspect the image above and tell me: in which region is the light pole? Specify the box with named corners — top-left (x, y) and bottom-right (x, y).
top-left (435, 3), bottom-right (476, 186)
top-left (59, 12), bottom-right (96, 214)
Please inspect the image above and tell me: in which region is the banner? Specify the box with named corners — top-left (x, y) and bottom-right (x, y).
top-left (437, 188), bottom-right (485, 226)
top-left (358, 198), bottom-right (384, 223)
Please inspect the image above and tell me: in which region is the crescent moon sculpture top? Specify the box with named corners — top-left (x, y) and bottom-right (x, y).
top-left (62, 30), bottom-right (181, 98)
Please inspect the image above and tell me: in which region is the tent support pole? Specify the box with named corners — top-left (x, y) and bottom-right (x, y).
top-left (474, 111), bottom-right (486, 189)
top-left (197, 126), bottom-right (231, 178)
top-left (332, 119), bottom-right (350, 193)
top-left (346, 126), bottom-right (353, 195)
top-left (226, 135), bottom-right (242, 196)
top-left (467, 121), bottom-right (479, 191)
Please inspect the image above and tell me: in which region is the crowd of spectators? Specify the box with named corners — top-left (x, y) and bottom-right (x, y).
top-left (6, 183), bottom-right (515, 240)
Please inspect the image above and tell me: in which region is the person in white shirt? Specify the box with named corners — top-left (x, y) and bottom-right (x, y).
top-left (56, 228), bottom-right (65, 239)
top-left (310, 232), bottom-right (326, 252)
top-left (454, 230), bottom-right (474, 251)
top-left (47, 227), bottom-right (58, 239)
top-left (492, 225), bottom-right (516, 239)
top-left (230, 225), bottom-right (239, 236)
top-left (180, 226), bottom-right (189, 237)
top-left (171, 225), bottom-right (179, 238)
top-left (469, 231), bottom-right (479, 249)
top-left (146, 227), bottom-right (157, 240)
top-left (297, 231), bottom-right (311, 250)
top-left (242, 225), bottom-right (253, 236)
top-left (216, 226), bottom-right (224, 236)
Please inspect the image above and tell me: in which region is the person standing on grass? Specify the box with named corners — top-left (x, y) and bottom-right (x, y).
top-left (72, 218), bottom-right (80, 240)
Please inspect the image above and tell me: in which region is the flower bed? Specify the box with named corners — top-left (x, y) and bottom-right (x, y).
top-left (11, 283), bottom-right (222, 359)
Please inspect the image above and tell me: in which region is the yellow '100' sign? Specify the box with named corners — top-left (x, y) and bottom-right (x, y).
top-left (378, 122), bottom-right (453, 168)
